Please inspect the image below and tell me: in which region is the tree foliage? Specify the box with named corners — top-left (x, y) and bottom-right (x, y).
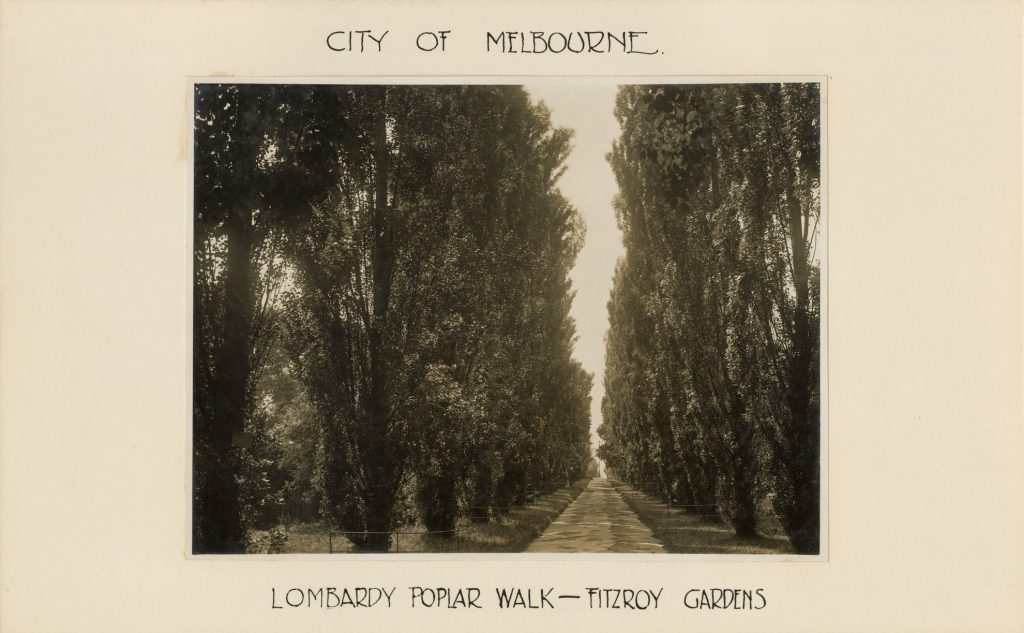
top-left (599, 84), bottom-right (821, 553)
top-left (193, 84), bottom-right (592, 552)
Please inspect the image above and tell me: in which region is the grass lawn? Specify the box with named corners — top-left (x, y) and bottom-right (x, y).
top-left (608, 480), bottom-right (793, 555)
top-left (247, 478), bottom-right (590, 554)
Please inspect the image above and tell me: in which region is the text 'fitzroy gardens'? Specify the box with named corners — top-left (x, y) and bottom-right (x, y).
top-left (324, 30), bottom-right (662, 54)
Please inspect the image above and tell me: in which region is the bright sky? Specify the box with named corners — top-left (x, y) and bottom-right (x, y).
top-left (525, 84), bottom-right (624, 459)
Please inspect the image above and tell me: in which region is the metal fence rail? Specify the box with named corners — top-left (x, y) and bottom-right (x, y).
top-left (249, 480), bottom-right (591, 554)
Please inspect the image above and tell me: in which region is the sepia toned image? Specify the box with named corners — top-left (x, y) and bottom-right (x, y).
top-left (191, 81), bottom-right (823, 555)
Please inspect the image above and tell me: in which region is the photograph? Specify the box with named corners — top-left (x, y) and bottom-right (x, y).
top-left (191, 81), bottom-right (824, 555)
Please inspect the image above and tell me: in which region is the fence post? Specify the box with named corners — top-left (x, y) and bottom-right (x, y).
top-left (328, 530), bottom-right (332, 554)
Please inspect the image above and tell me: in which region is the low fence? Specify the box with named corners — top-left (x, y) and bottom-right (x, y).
top-left (250, 481), bottom-right (589, 554)
top-left (261, 484), bottom-right (569, 528)
top-left (610, 480), bottom-right (724, 525)
top-left (327, 528), bottom-right (459, 553)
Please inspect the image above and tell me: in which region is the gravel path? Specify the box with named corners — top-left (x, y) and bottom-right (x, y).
top-left (526, 478), bottom-right (664, 553)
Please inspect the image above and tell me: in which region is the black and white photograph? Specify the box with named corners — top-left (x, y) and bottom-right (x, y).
top-left (192, 81), bottom-right (824, 555)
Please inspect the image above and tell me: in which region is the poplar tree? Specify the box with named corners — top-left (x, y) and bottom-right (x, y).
top-left (601, 83), bottom-right (821, 552)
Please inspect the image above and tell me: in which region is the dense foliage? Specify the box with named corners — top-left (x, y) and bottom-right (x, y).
top-left (193, 84), bottom-right (592, 553)
top-left (598, 84), bottom-right (821, 553)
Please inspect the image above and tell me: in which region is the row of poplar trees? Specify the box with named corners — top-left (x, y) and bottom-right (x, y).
top-left (598, 84), bottom-right (821, 554)
top-left (193, 84), bottom-right (592, 553)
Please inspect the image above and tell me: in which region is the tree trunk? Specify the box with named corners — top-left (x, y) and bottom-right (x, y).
top-left (417, 468), bottom-right (459, 535)
top-left (781, 146), bottom-right (819, 554)
top-left (356, 86), bottom-right (398, 553)
top-left (730, 426), bottom-right (758, 538)
top-left (683, 457), bottom-right (719, 523)
top-left (196, 204), bottom-right (253, 553)
top-left (471, 460), bottom-right (495, 522)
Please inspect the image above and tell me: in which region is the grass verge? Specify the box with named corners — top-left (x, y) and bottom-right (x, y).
top-left (608, 480), bottom-right (793, 555)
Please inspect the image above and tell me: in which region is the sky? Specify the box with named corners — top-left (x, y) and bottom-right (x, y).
top-left (524, 83), bottom-right (624, 459)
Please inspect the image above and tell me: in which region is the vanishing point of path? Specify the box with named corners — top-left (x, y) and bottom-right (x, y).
top-left (527, 478), bottom-right (664, 553)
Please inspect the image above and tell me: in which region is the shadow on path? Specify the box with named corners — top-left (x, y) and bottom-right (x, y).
top-left (611, 480), bottom-right (793, 555)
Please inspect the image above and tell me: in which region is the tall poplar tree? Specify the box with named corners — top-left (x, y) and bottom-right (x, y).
top-left (601, 83), bottom-right (821, 552)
